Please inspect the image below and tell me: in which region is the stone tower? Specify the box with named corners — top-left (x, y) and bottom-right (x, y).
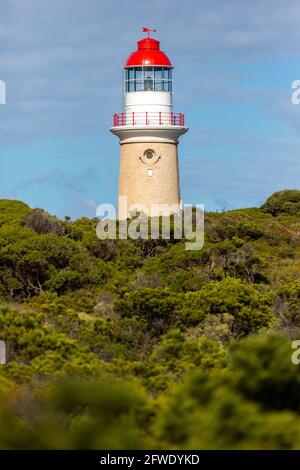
top-left (110, 28), bottom-right (188, 219)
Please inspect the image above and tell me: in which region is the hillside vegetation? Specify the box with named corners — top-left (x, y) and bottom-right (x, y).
top-left (0, 190), bottom-right (300, 449)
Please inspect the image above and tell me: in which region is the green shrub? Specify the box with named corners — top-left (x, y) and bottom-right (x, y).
top-left (180, 278), bottom-right (273, 336)
top-left (115, 288), bottom-right (182, 335)
top-left (262, 190), bottom-right (300, 216)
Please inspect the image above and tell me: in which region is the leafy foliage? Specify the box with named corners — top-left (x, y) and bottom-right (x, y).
top-left (262, 189), bottom-right (300, 216)
top-left (180, 278), bottom-right (273, 336)
top-left (0, 191), bottom-right (299, 449)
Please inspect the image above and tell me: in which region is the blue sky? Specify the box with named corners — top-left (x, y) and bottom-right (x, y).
top-left (0, 0), bottom-right (300, 218)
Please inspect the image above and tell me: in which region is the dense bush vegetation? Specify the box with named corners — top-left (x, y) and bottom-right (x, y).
top-left (262, 189), bottom-right (300, 216)
top-left (0, 190), bottom-right (299, 449)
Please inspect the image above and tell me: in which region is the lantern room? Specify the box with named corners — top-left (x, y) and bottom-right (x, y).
top-left (124, 37), bottom-right (172, 93)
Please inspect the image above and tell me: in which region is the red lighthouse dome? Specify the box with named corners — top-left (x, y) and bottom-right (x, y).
top-left (124, 37), bottom-right (172, 67)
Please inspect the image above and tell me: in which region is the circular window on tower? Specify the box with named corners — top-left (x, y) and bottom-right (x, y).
top-left (145, 150), bottom-right (154, 160)
top-left (141, 149), bottom-right (159, 165)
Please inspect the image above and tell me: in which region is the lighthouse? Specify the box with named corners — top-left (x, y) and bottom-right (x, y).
top-left (110, 28), bottom-right (188, 219)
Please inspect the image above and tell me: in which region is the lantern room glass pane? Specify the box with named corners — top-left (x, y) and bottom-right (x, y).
top-left (143, 67), bottom-right (154, 79)
top-left (144, 77), bottom-right (154, 91)
top-left (128, 68), bottom-right (134, 79)
top-left (163, 68), bottom-right (169, 79)
top-left (163, 81), bottom-right (169, 92)
top-left (154, 67), bottom-right (163, 79)
top-left (135, 68), bottom-right (142, 80)
top-left (155, 81), bottom-right (163, 91)
top-left (135, 81), bottom-right (143, 92)
top-left (128, 81), bottom-right (134, 92)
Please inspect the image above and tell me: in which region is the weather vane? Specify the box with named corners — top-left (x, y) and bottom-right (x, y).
top-left (142, 25), bottom-right (156, 38)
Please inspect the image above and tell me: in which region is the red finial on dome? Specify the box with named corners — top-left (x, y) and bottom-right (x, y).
top-left (124, 28), bottom-right (172, 68)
